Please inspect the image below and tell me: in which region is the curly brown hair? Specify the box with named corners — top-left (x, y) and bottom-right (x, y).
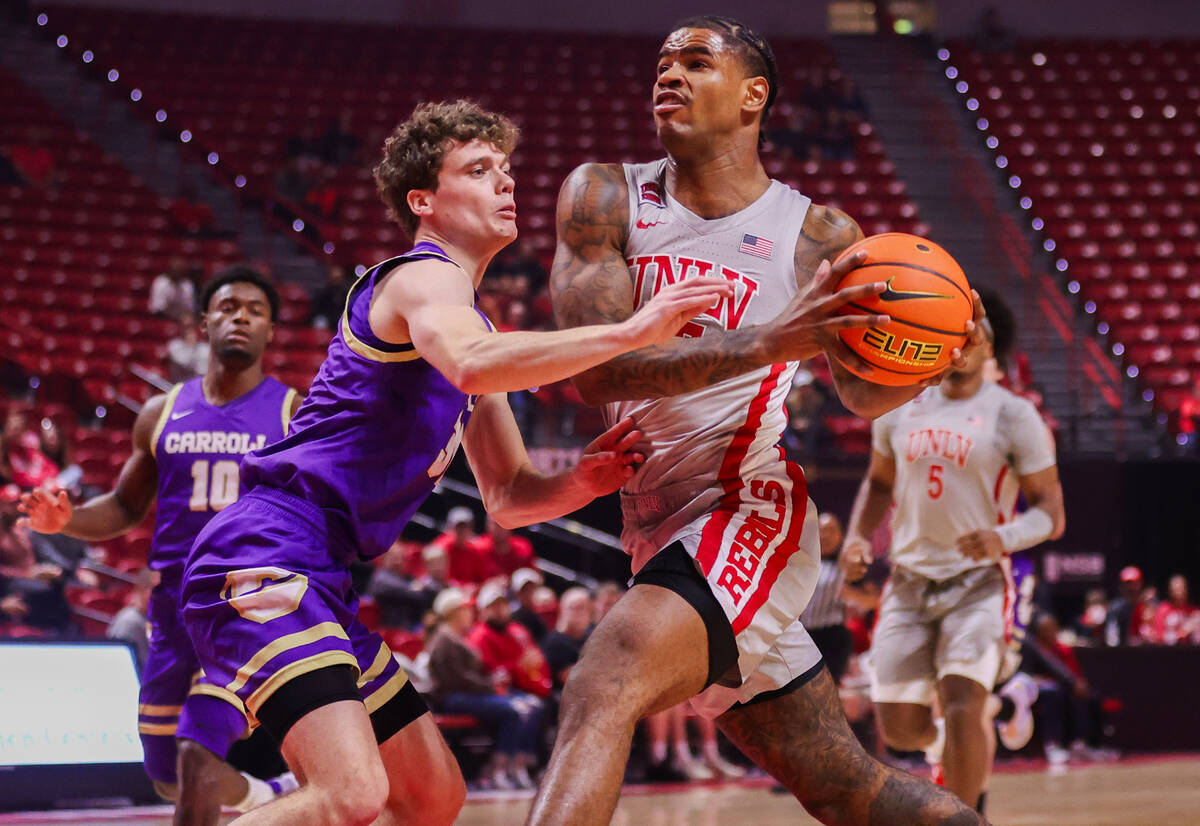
top-left (373, 100), bottom-right (520, 239)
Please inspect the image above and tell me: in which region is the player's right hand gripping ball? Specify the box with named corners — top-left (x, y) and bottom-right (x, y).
top-left (834, 233), bottom-right (973, 386)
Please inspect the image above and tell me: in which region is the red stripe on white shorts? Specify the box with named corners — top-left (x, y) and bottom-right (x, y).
top-left (997, 555), bottom-right (1016, 644)
top-left (730, 457), bottom-right (809, 635)
top-left (694, 363), bottom-right (786, 576)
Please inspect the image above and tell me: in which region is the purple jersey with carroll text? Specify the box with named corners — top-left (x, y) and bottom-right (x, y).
top-left (150, 375), bottom-right (297, 572)
top-left (241, 241), bottom-right (486, 562)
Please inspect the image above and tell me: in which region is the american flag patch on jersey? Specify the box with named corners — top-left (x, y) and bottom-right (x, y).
top-left (739, 234), bottom-right (774, 260)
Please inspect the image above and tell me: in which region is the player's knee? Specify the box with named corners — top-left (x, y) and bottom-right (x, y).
top-left (940, 681), bottom-right (987, 724)
top-left (312, 770), bottom-right (389, 826)
top-left (560, 657), bottom-right (637, 725)
top-left (401, 758), bottom-right (466, 826)
top-left (875, 712), bottom-right (931, 752)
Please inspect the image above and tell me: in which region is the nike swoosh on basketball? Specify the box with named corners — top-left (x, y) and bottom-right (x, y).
top-left (877, 277), bottom-right (952, 302)
top-left (170, 410), bottom-right (193, 421)
top-left (636, 219), bottom-right (664, 229)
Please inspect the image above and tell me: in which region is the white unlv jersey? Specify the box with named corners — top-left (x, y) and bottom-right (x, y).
top-left (608, 160), bottom-right (812, 555)
top-left (873, 383), bottom-right (1056, 581)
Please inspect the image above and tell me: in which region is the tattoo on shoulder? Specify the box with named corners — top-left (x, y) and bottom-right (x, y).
top-left (551, 163), bottom-right (632, 329)
top-left (794, 204), bottom-right (865, 289)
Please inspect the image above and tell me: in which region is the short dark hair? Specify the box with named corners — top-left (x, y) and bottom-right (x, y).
top-left (374, 100), bottom-right (520, 239)
top-left (200, 264), bottom-right (280, 322)
top-left (674, 15), bottom-right (779, 142)
top-left (975, 286), bottom-right (1015, 368)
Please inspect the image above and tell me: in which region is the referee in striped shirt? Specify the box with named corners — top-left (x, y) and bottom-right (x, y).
top-left (800, 512), bottom-right (853, 683)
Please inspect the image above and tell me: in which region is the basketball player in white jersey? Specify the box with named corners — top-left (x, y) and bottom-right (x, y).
top-left (528, 15), bottom-right (989, 825)
top-left (841, 289), bottom-right (1064, 812)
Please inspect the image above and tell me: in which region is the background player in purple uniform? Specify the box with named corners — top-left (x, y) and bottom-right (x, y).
top-left (19, 266), bottom-right (302, 826)
top-left (179, 101), bottom-right (732, 826)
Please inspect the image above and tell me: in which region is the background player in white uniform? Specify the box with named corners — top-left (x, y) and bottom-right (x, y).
top-left (529, 15), bottom-right (990, 826)
top-left (841, 289), bottom-right (1065, 811)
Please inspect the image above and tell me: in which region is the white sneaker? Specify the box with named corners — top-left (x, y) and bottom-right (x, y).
top-left (490, 768), bottom-right (517, 791)
top-left (510, 765), bottom-right (536, 790)
top-left (705, 753), bottom-right (746, 780)
top-left (997, 672), bottom-right (1038, 751)
top-left (1045, 743), bottom-right (1070, 765)
top-left (673, 754), bottom-right (716, 781)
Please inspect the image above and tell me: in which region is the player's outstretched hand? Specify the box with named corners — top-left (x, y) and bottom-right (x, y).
top-left (838, 535), bottom-right (873, 582)
top-left (771, 251), bottom-right (891, 372)
top-left (620, 277), bottom-right (734, 348)
top-left (571, 416), bottom-right (645, 496)
top-left (17, 485), bottom-right (72, 534)
top-left (920, 289), bottom-right (987, 387)
top-left (955, 529), bottom-right (1004, 561)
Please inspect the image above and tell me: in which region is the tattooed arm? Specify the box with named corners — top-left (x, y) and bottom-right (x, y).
top-left (551, 164), bottom-right (888, 405)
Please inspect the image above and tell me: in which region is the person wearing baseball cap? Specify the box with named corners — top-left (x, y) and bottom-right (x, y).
top-left (426, 583), bottom-right (546, 791)
top-left (510, 567), bottom-right (548, 642)
top-left (1106, 566), bottom-right (1152, 645)
top-left (428, 506), bottom-right (486, 583)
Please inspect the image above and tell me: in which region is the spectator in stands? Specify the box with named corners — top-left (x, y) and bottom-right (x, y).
top-left (166, 314), bottom-right (209, 382)
top-left (784, 368), bottom-right (832, 456)
top-left (510, 567), bottom-right (548, 642)
top-left (1022, 613), bottom-right (1109, 764)
top-left (1074, 588), bottom-right (1109, 646)
top-left (800, 512), bottom-right (852, 683)
top-left (493, 238), bottom-right (549, 296)
top-left (771, 102), bottom-right (823, 161)
top-left (1150, 574), bottom-right (1199, 645)
top-left (309, 264), bottom-right (351, 330)
top-left (431, 506), bottom-right (487, 584)
top-left (303, 165), bottom-right (342, 221)
top-left (36, 418), bottom-right (82, 495)
top-left (472, 515), bottom-right (536, 579)
top-left (975, 6), bottom-right (1016, 54)
top-left (532, 585), bottom-right (559, 631)
top-left (427, 587), bottom-right (545, 790)
top-left (594, 580), bottom-right (624, 622)
top-left (9, 128), bottom-right (60, 189)
top-left (106, 568), bottom-right (158, 668)
top-left (468, 581), bottom-right (552, 699)
top-left (819, 109), bottom-right (857, 161)
top-left (427, 506), bottom-right (492, 583)
top-left (317, 111), bottom-right (361, 166)
top-left (2, 410), bottom-right (58, 490)
top-left (369, 540), bottom-right (419, 628)
top-left (1105, 566), bottom-right (1153, 646)
top-left (149, 257), bottom-right (197, 319)
top-left (0, 500), bottom-right (70, 633)
top-left (540, 587), bottom-right (593, 690)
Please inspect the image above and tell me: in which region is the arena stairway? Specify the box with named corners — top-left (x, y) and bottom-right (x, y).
top-left (0, 13), bottom-right (326, 291)
top-left (831, 34), bottom-right (1162, 458)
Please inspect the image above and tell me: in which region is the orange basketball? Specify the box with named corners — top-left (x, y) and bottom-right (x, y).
top-left (834, 233), bottom-right (973, 387)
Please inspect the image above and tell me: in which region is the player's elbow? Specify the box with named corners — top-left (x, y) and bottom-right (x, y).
top-left (1050, 509), bottom-right (1066, 541)
top-left (444, 357), bottom-right (491, 396)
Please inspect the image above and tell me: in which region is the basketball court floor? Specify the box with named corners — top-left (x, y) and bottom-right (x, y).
top-left (2, 755), bottom-right (1197, 826)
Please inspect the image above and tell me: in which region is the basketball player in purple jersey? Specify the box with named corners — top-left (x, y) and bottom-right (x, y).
top-left (529, 16), bottom-right (989, 826)
top-left (20, 266), bottom-right (302, 826)
top-left (177, 101), bottom-right (732, 826)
